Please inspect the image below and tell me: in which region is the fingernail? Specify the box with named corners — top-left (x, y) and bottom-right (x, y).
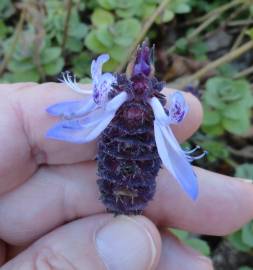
top-left (96, 216), bottom-right (157, 270)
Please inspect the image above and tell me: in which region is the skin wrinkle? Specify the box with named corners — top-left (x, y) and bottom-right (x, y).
top-left (0, 96), bottom-right (34, 195)
top-left (11, 90), bottom-right (48, 166)
top-left (35, 247), bottom-right (77, 270)
top-left (0, 166), bottom-right (66, 245)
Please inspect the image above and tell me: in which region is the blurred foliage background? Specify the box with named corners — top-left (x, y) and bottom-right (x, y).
top-left (0, 0), bottom-right (253, 268)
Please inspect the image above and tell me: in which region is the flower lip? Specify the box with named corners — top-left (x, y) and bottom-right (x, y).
top-left (167, 92), bottom-right (189, 124)
top-left (91, 54), bottom-right (116, 107)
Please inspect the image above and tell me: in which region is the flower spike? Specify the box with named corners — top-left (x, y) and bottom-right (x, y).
top-left (47, 45), bottom-right (204, 215)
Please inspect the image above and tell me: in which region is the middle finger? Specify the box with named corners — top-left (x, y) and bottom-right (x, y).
top-left (0, 161), bottom-right (253, 245)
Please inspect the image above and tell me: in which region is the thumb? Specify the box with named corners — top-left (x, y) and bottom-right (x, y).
top-left (3, 214), bottom-right (161, 270)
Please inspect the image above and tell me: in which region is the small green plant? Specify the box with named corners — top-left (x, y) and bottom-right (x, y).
top-left (171, 229), bottom-right (211, 256)
top-left (1, 29), bottom-right (64, 82)
top-left (198, 140), bottom-right (229, 163)
top-left (228, 220), bottom-right (253, 252)
top-left (228, 169), bottom-right (253, 253)
top-left (235, 164), bottom-right (253, 180)
top-left (239, 266), bottom-right (253, 270)
top-left (202, 77), bottom-right (253, 135)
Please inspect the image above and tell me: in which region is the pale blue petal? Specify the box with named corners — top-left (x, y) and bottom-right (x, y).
top-left (168, 92), bottom-right (189, 124)
top-left (46, 98), bottom-right (95, 119)
top-left (154, 120), bottom-right (198, 200)
top-left (59, 108), bottom-right (109, 129)
top-left (46, 111), bottom-right (115, 144)
top-left (148, 97), bottom-right (170, 126)
top-left (93, 73), bottom-right (116, 105)
top-left (105, 91), bottom-right (128, 112)
top-left (91, 54), bottom-right (110, 81)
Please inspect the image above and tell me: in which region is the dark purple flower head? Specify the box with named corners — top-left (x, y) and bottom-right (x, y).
top-left (46, 46), bottom-right (206, 203)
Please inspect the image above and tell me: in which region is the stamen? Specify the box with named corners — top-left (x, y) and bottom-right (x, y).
top-left (184, 145), bottom-right (201, 154)
top-left (187, 150), bottom-right (208, 162)
top-left (59, 71), bottom-right (92, 94)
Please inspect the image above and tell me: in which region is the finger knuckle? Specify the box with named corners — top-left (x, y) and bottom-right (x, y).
top-left (35, 247), bottom-right (77, 270)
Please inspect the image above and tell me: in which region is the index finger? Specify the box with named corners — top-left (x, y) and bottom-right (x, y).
top-left (0, 83), bottom-right (202, 194)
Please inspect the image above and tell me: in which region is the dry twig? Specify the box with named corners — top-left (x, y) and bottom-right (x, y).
top-left (62, 0), bottom-right (73, 52)
top-left (176, 40), bottom-right (253, 89)
top-left (0, 9), bottom-right (26, 76)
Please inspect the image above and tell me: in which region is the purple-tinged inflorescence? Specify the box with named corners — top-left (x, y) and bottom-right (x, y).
top-left (46, 42), bottom-right (205, 215)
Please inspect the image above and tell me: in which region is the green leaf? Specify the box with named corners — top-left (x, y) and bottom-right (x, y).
top-left (103, 58), bottom-right (119, 71)
top-left (8, 59), bottom-right (35, 72)
top-left (97, 0), bottom-right (117, 10)
top-left (109, 45), bottom-right (128, 62)
top-left (79, 77), bottom-right (92, 84)
top-left (235, 164), bottom-right (253, 180)
top-left (71, 52), bottom-right (91, 77)
top-left (115, 0), bottom-right (143, 9)
top-left (242, 222), bottom-right (253, 247)
top-left (228, 230), bottom-right (251, 252)
top-left (69, 22), bottom-right (88, 39)
top-left (40, 47), bottom-right (62, 65)
top-left (190, 41), bottom-right (208, 58)
top-left (203, 108), bottom-right (220, 126)
top-left (95, 27), bottom-right (114, 48)
top-left (171, 3), bottom-right (191, 14)
top-left (239, 266), bottom-right (253, 270)
top-left (116, 7), bottom-right (138, 18)
top-left (141, 4), bottom-right (156, 19)
top-left (222, 115), bottom-right (250, 135)
top-left (204, 77), bottom-right (230, 109)
top-left (218, 64), bottom-right (237, 77)
top-left (185, 238), bottom-right (210, 256)
top-left (202, 124), bottom-right (224, 136)
top-left (246, 28), bottom-right (253, 40)
top-left (221, 104), bottom-right (248, 120)
top-left (199, 141), bottom-right (229, 162)
top-left (112, 19), bottom-right (141, 46)
top-left (66, 37), bottom-right (83, 52)
top-left (175, 38), bottom-right (188, 54)
top-left (0, 20), bottom-right (10, 38)
top-left (85, 31), bottom-right (108, 53)
top-left (8, 69), bottom-right (40, 82)
top-left (170, 229), bottom-right (189, 240)
top-left (43, 58), bottom-right (64, 76)
top-left (159, 9), bottom-right (174, 23)
top-left (91, 9), bottom-right (114, 27)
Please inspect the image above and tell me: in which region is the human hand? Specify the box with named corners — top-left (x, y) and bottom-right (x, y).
top-left (0, 83), bottom-right (252, 270)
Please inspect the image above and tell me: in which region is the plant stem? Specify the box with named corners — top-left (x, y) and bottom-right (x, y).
top-left (167, 15), bottom-right (218, 54)
top-left (61, 0), bottom-right (73, 52)
top-left (230, 25), bottom-right (248, 51)
top-left (0, 9), bottom-right (26, 76)
top-left (195, 0), bottom-right (245, 23)
top-left (204, 2), bottom-right (249, 40)
top-left (167, 0), bottom-right (246, 54)
top-left (233, 65), bottom-right (253, 79)
top-left (117, 0), bottom-right (171, 72)
top-left (176, 40), bottom-right (253, 89)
